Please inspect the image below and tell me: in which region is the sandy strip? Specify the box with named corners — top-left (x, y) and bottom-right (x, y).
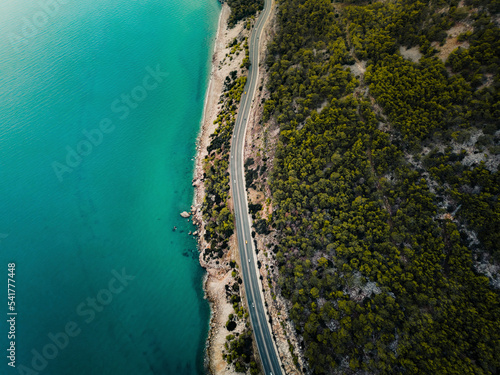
top-left (190, 4), bottom-right (249, 374)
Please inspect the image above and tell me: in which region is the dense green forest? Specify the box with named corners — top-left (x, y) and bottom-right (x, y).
top-left (256, 0), bottom-right (500, 373)
top-left (226, 0), bottom-right (264, 27)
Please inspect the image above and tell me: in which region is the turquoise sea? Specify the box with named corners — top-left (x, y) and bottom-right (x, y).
top-left (0, 0), bottom-right (220, 374)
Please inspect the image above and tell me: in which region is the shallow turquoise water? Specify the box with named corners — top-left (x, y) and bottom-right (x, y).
top-left (0, 0), bottom-right (220, 374)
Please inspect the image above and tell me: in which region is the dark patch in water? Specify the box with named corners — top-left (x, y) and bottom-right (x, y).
top-left (182, 249), bottom-right (198, 260)
top-left (139, 330), bottom-right (173, 374)
top-left (175, 362), bottom-right (194, 375)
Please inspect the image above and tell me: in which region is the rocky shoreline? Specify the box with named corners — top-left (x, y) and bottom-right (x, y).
top-left (190, 4), bottom-right (250, 374)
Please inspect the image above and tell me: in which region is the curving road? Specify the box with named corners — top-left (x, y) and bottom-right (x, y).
top-left (229, 0), bottom-right (282, 374)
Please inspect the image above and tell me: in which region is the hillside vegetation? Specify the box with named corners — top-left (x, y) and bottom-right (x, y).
top-left (257, 0), bottom-right (500, 373)
top-left (226, 0), bottom-right (264, 27)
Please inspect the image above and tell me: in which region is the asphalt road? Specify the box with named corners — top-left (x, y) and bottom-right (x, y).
top-left (229, 0), bottom-right (283, 374)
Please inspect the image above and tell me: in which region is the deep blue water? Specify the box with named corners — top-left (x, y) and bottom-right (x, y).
top-left (0, 0), bottom-right (220, 374)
